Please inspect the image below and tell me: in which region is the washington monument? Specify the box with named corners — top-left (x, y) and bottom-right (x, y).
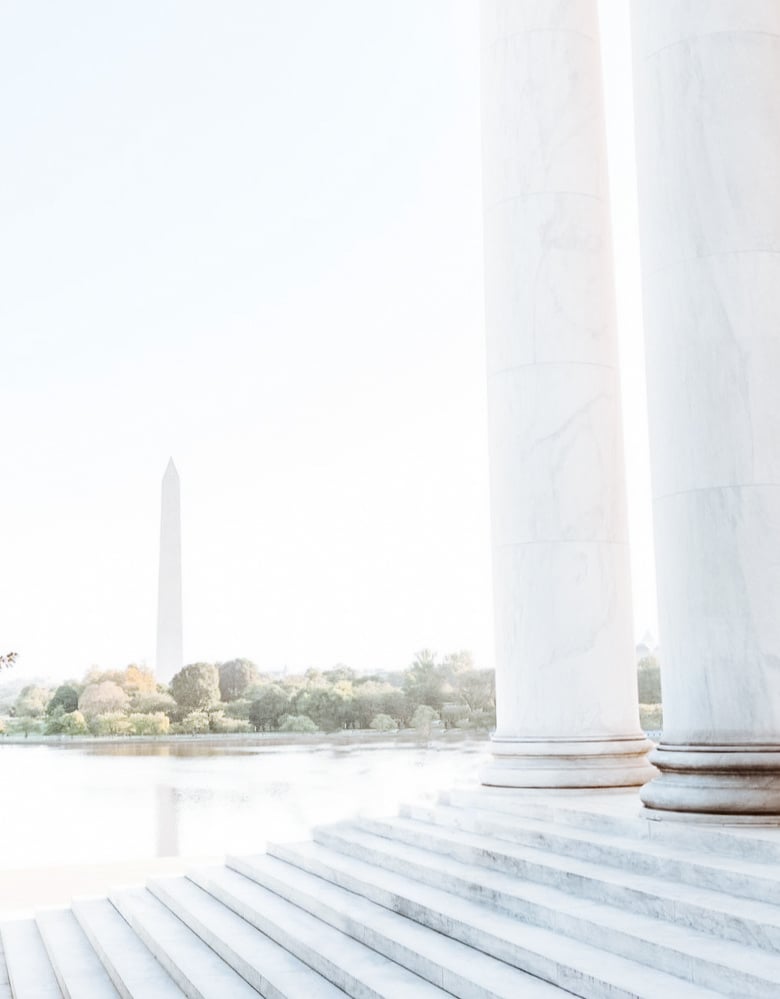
top-left (156, 458), bottom-right (183, 683)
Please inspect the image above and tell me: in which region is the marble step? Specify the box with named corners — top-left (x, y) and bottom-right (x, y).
top-left (443, 790), bottom-right (780, 866)
top-left (147, 874), bottom-right (347, 999)
top-left (0, 937), bottom-right (12, 999)
top-left (356, 814), bottom-right (780, 952)
top-left (234, 847), bottom-right (712, 999)
top-left (109, 887), bottom-right (258, 999)
top-left (192, 862), bottom-right (493, 999)
top-left (313, 821), bottom-right (780, 997)
top-left (35, 909), bottom-right (118, 999)
top-left (0, 918), bottom-right (61, 999)
top-left (401, 802), bottom-right (780, 905)
top-left (71, 898), bottom-right (185, 999)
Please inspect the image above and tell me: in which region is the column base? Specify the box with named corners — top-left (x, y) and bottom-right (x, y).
top-left (640, 744), bottom-right (780, 824)
top-left (481, 734), bottom-right (656, 789)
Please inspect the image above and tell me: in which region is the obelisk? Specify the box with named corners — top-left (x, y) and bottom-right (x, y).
top-left (156, 458), bottom-right (183, 684)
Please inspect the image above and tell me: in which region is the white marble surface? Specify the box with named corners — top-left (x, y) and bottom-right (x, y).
top-left (632, 0), bottom-right (780, 814)
top-left (156, 458), bottom-right (183, 684)
top-left (8, 790), bottom-right (780, 997)
top-left (481, 0), bottom-right (648, 784)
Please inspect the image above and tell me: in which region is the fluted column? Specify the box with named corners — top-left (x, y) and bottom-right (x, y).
top-left (633, 1), bottom-right (780, 820)
top-left (480, 0), bottom-right (653, 787)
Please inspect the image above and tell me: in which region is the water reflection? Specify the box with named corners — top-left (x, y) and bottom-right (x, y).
top-left (156, 784), bottom-right (179, 857)
top-left (0, 741), bottom-right (488, 871)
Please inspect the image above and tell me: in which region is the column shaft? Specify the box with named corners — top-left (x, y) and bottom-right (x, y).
top-left (480, 0), bottom-right (652, 787)
top-left (632, 0), bottom-right (780, 820)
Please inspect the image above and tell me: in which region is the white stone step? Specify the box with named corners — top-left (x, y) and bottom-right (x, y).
top-left (190, 863), bottom-right (472, 999)
top-left (232, 848), bottom-right (713, 999)
top-left (0, 937), bottom-right (12, 999)
top-left (147, 874), bottom-right (347, 999)
top-left (35, 909), bottom-right (118, 999)
top-left (0, 919), bottom-right (61, 998)
top-left (356, 813), bottom-right (780, 953)
top-left (109, 887), bottom-right (257, 999)
top-left (402, 802), bottom-right (780, 906)
top-left (313, 821), bottom-right (780, 997)
top-left (444, 790), bottom-right (780, 866)
top-left (71, 898), bottom-right (185, 999)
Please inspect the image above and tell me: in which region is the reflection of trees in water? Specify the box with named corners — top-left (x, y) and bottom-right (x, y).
top-left (2, 744), bottom-right (488, 871)
top-left (77, 743), bottom-right (253, 758)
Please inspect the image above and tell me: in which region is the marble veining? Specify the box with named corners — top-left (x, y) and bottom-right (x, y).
top-left (480, 0), bottom-right (648, 784)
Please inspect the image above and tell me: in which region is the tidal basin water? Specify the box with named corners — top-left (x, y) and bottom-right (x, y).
top-left (0, 740), bottom-right (488, 873)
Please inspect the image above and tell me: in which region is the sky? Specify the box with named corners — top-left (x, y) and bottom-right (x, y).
top-left (0, 0), bottom-right (657, 682)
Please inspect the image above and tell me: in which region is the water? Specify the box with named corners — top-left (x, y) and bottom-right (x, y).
top-left (0, 740), bottom-right (488, 872)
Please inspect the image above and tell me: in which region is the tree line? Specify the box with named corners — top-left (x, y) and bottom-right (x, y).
top-left (0, 651), bottom-right (662, 738)
top-left (0, 650), bottom-right (496, 738)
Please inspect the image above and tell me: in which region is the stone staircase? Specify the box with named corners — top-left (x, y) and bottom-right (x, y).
top-left (3, 788), bottom-right (780, 998)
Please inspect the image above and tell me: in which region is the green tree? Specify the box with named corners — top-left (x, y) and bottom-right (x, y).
top-left (352, 681), bottom-right (393, 728)
top-left (379, 688), bottom-right (412, 727)
top-left (637, 656), bottom-right (662, 704)
top-left (322, 665), bottom-right (357, 684)
top-left (208, 711), bottom-right (251, 734)
top-left (62, 710), bottom-right (89, 735)
top-left (440, 702), bottom-right (469, 729)
top-left (247, 684), bottom-right (290, 731)
top-left (46, 684), bottom-right (80, 716)
top-left (466, 708), bottom-right (495, 730)
top-left (369, 713), bottom-right (397, 732)
top-left (46, 709), bottom-right (89, 736)
top-left (454, 669), bottom-right (495, 713)
top-left (218, 659), bottom-right (259, 702)
top-left (411, 704), bottom-right (438, 736)
top-left (441, 650), bottom-right (475, 676)
top-left (223, 697), bottom-right (252, 721)
top-left (131, 691), bottom-right (177, 717)
top-left (90, 712), bottom-right (132, 735)
top-left (640, 703), bottom-right (663, 731)
top-left (170, 664), bottom-right (220, 712)
top-left (179, 710), bottom-right (210, 734)
top-left (278, 714), bottom-right (318, 733)
top-left (128, 712), bottom-right (170, 735)
top-left (403, 649), bottom-right (448, 712)
top-left (8, 716), bottom-right (42, 737)
top-left (294, 682), bottom-right (352, 732)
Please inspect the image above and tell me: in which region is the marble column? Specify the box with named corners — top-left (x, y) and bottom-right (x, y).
top-left (632, 1), bottom-right (780, 820)
top-left (480, 0), bottom-right (653, 787)
top-left (156, 458), bottom-right (183, 685)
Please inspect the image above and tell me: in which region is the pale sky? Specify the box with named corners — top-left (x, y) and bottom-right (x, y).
top-left (0, 0), bottom-right (657, 682)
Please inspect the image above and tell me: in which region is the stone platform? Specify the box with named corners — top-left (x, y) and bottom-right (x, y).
top-left (3, 788), bottom-right (780, 997)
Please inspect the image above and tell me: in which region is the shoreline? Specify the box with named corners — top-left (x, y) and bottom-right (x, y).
top-left (0, 728), bottom-right (492, 750)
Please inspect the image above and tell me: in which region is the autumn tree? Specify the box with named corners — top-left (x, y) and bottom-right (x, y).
top-left (122, 665), bottom-right (157, 696)
top-left (78, 681), bottom-right (130, 718)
